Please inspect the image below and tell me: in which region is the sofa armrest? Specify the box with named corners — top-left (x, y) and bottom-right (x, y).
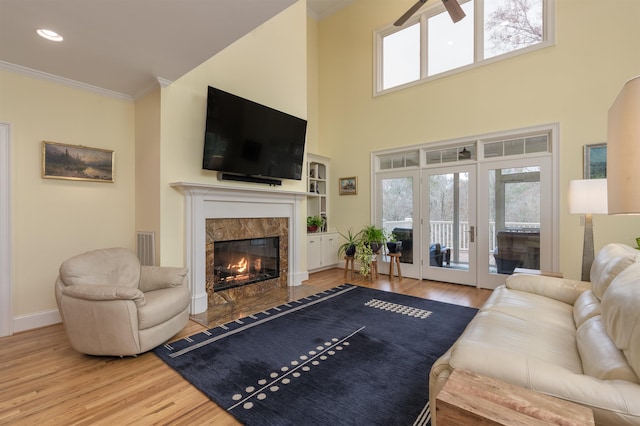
top-left (139, 266), bottom-right (188, 292)
top-left (506, 274), bottom-right (591, 305)
top-left (61, 284), bottom-right (145, 307)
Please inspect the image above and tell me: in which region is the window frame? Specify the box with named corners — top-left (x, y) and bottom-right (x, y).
top-left (373, 0), bottom-right (555, 96)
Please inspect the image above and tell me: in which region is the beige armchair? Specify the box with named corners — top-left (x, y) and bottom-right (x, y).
top-left (55, 247), bottom-right (191, 356)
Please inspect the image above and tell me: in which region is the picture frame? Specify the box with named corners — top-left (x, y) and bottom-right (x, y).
top-left (583, 143), bottom-right (606, 179)
top-left (339, 176), bottom-right (357, 195)
top-left (42, 141), bottom-right (114, 183)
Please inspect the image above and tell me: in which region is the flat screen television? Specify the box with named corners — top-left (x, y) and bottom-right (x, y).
top-left (203, 86), bottom-right (307, 181)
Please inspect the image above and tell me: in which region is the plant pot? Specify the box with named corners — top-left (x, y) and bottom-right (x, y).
top-left (386, 241), bottom-right (402, 254)
top-left (345, 244), bottom-right (356, 257)
top-left (307, 225), bottom-right (318, 233)
top-left (370, 242), bottom-right (382, 254)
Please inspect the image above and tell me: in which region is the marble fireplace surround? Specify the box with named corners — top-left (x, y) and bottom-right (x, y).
top-left (171, 182), bottom-right (307, 315)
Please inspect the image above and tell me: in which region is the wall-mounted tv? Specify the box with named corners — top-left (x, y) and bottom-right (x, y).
top-left (203, 86), bottom-right (307, 181)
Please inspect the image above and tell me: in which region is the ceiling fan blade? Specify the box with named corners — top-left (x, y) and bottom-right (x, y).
top-left (394, 0), bottom-right (428, 27)
top-left (442, 0), bottom-right (466, 23)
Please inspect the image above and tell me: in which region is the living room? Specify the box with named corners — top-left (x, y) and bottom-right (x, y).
top-left (3, 0), bottom-right (640, 335)
top-left (2, 0), bottom-right (640, 423)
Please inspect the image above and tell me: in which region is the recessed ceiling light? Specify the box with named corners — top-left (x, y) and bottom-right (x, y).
top-left (37, 29), bottom-right (63, 42)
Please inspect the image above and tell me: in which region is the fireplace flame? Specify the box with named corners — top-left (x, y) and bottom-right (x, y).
top-left (228, 257), bottom-right (248, 274)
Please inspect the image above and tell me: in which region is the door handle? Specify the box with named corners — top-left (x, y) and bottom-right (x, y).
top-left (468, 226), bottom-right (475, 243)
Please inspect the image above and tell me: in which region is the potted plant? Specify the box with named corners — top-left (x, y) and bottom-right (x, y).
top-left (386, 231), bottom-right (402, 254)
top-left (355, 240), bottom-right (374, 277)
top-left (361, 224), bottom-right (385, 254)
top-left (338, 228), bottom-right (361, 258)
top-left (307, 216), bottom-right (323, 233)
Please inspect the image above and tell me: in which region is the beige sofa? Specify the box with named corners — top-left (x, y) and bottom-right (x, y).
top-left (55, 248), bottom-right (191, 356)
top-left (430, 243), bottom-right (640, 425)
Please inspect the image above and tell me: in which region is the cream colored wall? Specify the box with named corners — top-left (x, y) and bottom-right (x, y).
top-left (135, 88), bottom-right (162, 265)
top-left (158, 1), bottom-right (308, 267)
top-left (317, 0), bottom-right (640, 280)
top-left (306, 15), bottom-right (320, 155)
top-left (0, 69), bottom-right (135, 319)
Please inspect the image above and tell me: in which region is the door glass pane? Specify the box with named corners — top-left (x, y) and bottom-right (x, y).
top-left (381, 177), bottom-right (414, 264)
top-left (489, 166), bottom-right (541, 274)
top-left (429, 172), bottom-right (469, 270)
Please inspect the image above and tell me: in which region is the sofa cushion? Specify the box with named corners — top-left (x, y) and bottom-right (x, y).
top-left (60, 247), bottom-right (141, 288)
top-left (450, 287), bottom-right (583, 379)
top-left (577, 315), bottom-right (639, 383)
top-left (590, 243), bottom-right (640, 300)
top-left (481, 286), bottom-right (577, 334)
top-left (573, 290), bottom-right (601, 328)
top-left (601, 262), bottom-right (640, 378)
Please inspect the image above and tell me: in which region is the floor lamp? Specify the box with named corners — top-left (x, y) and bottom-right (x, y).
top-left (568, 179), bottom-right (608, 281)
top-left (608, 76), bottom-right (640, 214)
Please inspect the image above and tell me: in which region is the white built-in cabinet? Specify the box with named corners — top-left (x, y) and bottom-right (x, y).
top-left (307, 153), bottom-right (329, 230)
top-left (307, 232), bottom-right (339, 272)
top-left (307, 154), bottom-right (337, 272)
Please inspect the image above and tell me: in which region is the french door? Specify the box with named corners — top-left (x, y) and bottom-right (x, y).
top-left (373, 125), bottom-right (558, 288)
top-left (422, 165), bottom-right (477, 286)
top-left (375, 170), bottom-right (421, 278)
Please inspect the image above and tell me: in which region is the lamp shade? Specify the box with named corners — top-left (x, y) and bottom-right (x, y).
top-left (607, 76), bottom-right (640, 214)
top-left (568, 179), bottom-right (608, 214)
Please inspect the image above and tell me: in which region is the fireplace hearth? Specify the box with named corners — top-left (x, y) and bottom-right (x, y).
top-left (214, 237), bottom-right (280, 291)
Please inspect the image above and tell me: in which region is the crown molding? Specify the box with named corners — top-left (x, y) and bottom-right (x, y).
top-left (0, 60), bottom-right (133, 102)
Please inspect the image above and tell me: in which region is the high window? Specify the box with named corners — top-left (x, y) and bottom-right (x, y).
top-left (375, 0), bottom-right (554, 94)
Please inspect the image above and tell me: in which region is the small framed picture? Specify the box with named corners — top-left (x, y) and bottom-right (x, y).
top-left (339, 176), bottom-right (357, 195)
top-left (583, 143), bottom-right (606, 179)
top-left (42, 141), bottom-right (114, 182)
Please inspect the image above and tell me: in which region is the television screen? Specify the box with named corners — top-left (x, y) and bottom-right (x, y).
top-left (203, 86), bottom-right (307, 181)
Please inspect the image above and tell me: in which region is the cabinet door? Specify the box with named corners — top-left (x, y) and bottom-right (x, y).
top-left (322, 233), bottom-right (339, 267)
top-left (307, 235), bottom-right (321, 270)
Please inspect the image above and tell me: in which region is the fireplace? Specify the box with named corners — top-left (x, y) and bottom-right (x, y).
top-left (171, 182), bottom-right (307, 315)
top-left (213, 237), bottom-right (280, 291)
top-left (205, 216), bottom-right (289, 306)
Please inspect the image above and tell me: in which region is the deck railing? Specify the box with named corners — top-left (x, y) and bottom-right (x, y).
top-left (383, 220), bottom-right (539, 252)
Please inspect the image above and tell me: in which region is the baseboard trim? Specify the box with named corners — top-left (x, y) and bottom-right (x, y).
top-left (13, 309), bottom-right (61, 333)
top-left (291, 271), bottom-right (308, 286)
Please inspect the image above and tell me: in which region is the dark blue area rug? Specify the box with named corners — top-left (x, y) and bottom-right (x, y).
top-left (154, 284), bottom-right (477, 425)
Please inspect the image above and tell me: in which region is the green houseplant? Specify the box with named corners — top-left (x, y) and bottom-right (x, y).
top-left (338, 228), bottom-right (361, 258)
top-left (306, 216), bottom-right (323, 233)
top-left (354, 239), bottom-right (374, 277)
top-left (361, 224), bottom-right (385, 254)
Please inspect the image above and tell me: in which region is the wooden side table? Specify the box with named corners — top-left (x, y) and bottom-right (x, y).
top-left (388, 252), bottom-right (402, 280)
top-left (436, 369), bottom-right (594, 426)
top-left (344, 256), bottom-right (354, 280)
top-left (369, 255), bottom-right (378, 281)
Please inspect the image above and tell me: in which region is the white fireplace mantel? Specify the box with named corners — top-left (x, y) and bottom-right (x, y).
top-left (170, 182), bottom-right (308, 314)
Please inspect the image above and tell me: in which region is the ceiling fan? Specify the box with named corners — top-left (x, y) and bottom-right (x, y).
top-left (394, 0), bottom-right (465, 26)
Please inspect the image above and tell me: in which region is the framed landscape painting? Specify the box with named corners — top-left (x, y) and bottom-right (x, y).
top-left (339, 176), bottom-right (357, 195)
top-left (583, 143), bottom-right (606, 179)
top-left (42, 141), bottom-right (114, 182)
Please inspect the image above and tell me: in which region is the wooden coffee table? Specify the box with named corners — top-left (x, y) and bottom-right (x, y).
top-left (436, 369), bottom-right (594, 425)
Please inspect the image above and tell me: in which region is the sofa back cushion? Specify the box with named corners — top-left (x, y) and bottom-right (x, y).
top-left (59, 248), bottom-right (141, 288)
top-left (577, 315), bottom-right (639, 383)
top-left (590, 243), bottom-right (640, 300)
top-left (573, 290), bottom-right (601, 328)
top-left (601, 262), bottom-right (640, 378)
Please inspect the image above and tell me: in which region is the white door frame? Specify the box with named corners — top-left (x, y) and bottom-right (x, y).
top-left (422, 164), bottom-right (478, 286)
top-left (0, 122), bottom-right (12, 337)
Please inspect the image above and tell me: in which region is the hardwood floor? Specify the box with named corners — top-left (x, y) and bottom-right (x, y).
top-left (0, 269), bottom-right (491, 425)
